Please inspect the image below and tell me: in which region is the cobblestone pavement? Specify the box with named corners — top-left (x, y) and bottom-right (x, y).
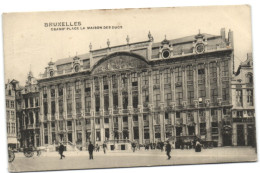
top-left (8, 147), bottom-right (257, 172)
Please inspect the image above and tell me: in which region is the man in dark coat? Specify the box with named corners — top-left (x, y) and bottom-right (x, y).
top-left (165, 141), bottom-right (172, 160)
top-left (58, 143), bottom-right (65, 160)
top-left (88, 141), bottom-right (94, 160)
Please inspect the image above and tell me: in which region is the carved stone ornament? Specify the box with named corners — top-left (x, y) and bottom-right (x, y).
top-left (205, 99), bottom-right (210, 107)
top-left (93, 55), bottom-right (148, 74)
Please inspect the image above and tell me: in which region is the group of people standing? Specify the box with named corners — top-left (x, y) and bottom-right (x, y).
top-left (57, 139), bottom-right (201, 161)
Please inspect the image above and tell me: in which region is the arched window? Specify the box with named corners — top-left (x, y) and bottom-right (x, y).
top-left (247, 73), bottom-right (253, 84)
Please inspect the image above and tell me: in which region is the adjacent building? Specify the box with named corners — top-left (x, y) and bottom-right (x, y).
top-left (231, 53), bottom-right (255, 146)
top-left (36, 28), bottom-right (237, 149)
top-left (18, 71), bottom-right (40, 147)
top-left (5, 79), bottom-right (19, 149)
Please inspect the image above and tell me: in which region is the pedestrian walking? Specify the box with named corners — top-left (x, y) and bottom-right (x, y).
top-left (103, 143), bottom-right (107, 154)
top-left (88, 141), bottom-right (94, 160)
top-left (132, 142), bottom-right (136, 152)
top-left (58, 143), bottom-right (65, 160)
top-left (96, 144), bottom-right (100, 152)
top-left (195, 140), bottom-right (201, 152)
top-left (166, 141), bottom-right (172, 160)
top-left (160, 142), bottom-right (164, 152)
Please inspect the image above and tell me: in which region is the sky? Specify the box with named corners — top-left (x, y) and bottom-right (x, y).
top-left (3, 5), bottom-right (252, 85)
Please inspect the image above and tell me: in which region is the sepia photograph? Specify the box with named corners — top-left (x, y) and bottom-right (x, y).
top-left (1, 3), bottom-right (258, 173)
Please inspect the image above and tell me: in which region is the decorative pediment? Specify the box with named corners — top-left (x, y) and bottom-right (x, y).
top-left (92, 54), bottom-right (149, 74)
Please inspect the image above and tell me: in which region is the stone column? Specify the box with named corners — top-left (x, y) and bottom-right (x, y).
top-left (232, 123), bottom-right (237, 146)
top-left (193, 64), bottom-right (198, 100)
top-left (63, 84), bottom-right (67, 119)
top-left (39, 88), bottom-right (44, 146)
top-left (182, 65), bottom-right (187, 102)
top-left (91, 78), bottom-right (95, 143)
top-left (127, 73), bottom-right (133, 109)
top-left (99, 77), bottom-right (105, 142)
top-left (217, 61), bottom-right (222, 102)
top-left (108, 75), bottom-right (113, 111)
top-left (81, 117), bottom-right (86, 150)
top-left (149, 112), bottom-right (154, 143)
top-left (81, 80), bottom-right (86, 149)
top-left (171, 68), bottom-right (175, 104)
top-left (194, 110), bottom-right (199, 136)
top-left (47, 86), bottom-right (51, 144)
top-left (205, 110), bottom-right (211, 141)
top-left (182, 112), bottom-right (187, 136)
top-left (138, 113), bottom-right (143, 144)
top-left (217, 109), bottom-right (223, 146)
top-left (138, 72), bottom-right (143, 108)
top-left (148, 71), bottom-right (154, 143)
top-left (128, 115), bottom-right (133, 141)
top-left (205, 62), bottom-right (211, 100)
top-left (160, 70), bottom-right (165, 142)
top-left (118, 74), bottom-right (122, 110)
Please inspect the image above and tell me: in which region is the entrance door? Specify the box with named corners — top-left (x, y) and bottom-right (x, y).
top-left (237, 125), bottom-right (245, 146)
top-left (68, 133), bottom-right (72, 143)
top-left (223, 134), bottom-right (232, 146)
top-left (247, 125), bottom-right (255, 147)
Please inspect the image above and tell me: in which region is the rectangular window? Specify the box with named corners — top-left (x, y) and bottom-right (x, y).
top-left (143, 90), bottom-right (149, 106)
top-left (121, 74), bottom-right (127, 88)
top-left (187, 65), bottom-right (193, 81)
top-left (59, 99), bottom-right (63, 114)
top-left (222, 81), bottom-right (229, 101)
top-left (153, 71), bottom-right (160, 84)
top-left (175, 67), bottom-right (182, 82)
top-left (133, 115), bottom-right (138, 121)
top-left (51, 101), bottom-right (55, 116)
top-left (75, 81), bottom-right (81, 94)
top-left (103, 76), bottom-right (108, 90)
top-left (76, 98), bottom-right (81, 114)
top-left (133, 93), bottom-right (138, 108)
top-left (164, 93), bottom-right (172, 106)
top-left (6, 100), bottom-right (9, 108)
top-left (112, 75), bottom-right (117, 88)
top-left (176, 92), bottom-right (183, 105)
top-left (95, 118), bottom-right (100, 124)
top-left (153, 94), bottom-right (160, 107)
top-left (236, 90), bottom-right (243, 106)
top-left (123, 116), bottom-right (128, 122)
top-left (85, 100), bottom-right (91, 113)
top-left (10, 101), bottom-right (14, 108)
top-left (142, 71), bottom-right (149, 86)
top-left (247, 89), bottom-right (253, 106)
top-left (43, 86), bottom-right (47, 98)
top-left (85, 79), bottom-right (91, 93)
top-left (113, 93), bottom-right (118, 109)
top-left (58, 84), bottom-right (63, 96)
top-left (94, 77), bottom-right (99, 90)
top-left (132, 73), bottom-right (138, 86)
top-left (211, 122), bottom-right (218, 134)
top-left (164, 69), bottom-right (171, 84)
top-left (187, 85), bottom-right (194, 105)
top-left (104, 118), bottom-right (109, 123)
top-left (104, 95), bottom-right (109, 111)
top-left (176, 111), bottom-right (181, 118)
top-left (222, 60), bottom-right (229, 77)
top-left (67, 101), bottom-right (72, 115)
top-left (122, 93), bottom-right (128, 109)
top-left (51, 86), bottom-right (55, 98)
top-left (44, 102), bottom-right (48, 116)
top-left (95, 95), bottom-right (100, 112)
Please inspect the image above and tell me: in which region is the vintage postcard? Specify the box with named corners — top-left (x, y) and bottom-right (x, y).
top-left (2, 5), bottom-right (257, 172)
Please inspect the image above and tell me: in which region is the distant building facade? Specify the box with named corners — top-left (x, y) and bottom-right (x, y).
top-left (231, 53), bottom-right (255, 146)
top-left (36, 28), bottom-right (236, 149)
top-left (5, 80), bottom-right (19, 149)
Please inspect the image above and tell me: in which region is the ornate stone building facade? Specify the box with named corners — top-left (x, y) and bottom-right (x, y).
top-left (18, 71), bottom-right (41, 147)
top-left (37, 28), bottom-right (235, 149)
top-left (231, 53), bottom-right (255, 146)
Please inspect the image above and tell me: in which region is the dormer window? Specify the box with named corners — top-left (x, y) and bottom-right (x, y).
top-left (49, 70), bottom-right (54, 77)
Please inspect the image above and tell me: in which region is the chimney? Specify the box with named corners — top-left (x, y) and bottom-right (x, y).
top-left (228, 29), bottom-right (234, 49)
top-left (220, 28), bottom-right (226, 41)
